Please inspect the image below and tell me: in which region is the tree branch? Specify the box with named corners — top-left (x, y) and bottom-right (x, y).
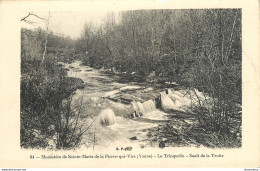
top-left (21, 12), bottom-right (47, 22)
top-left (20, 13), bottom-right (31, 22)
top-left (28, 13), bottom-right (48, 21)
top-left (21, 12), bottom-right (48, 26)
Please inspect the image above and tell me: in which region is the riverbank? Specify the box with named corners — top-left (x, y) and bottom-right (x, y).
top-left (96, 65), bottom-right (242, 148)
top-left (60, 61), bottom-right (241, 149)
top-left (21, 59), bottom-right (86, 149)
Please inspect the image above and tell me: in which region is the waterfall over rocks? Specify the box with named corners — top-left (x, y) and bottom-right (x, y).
top-left (132, 100), bottom-right (156, 113)
top-left (97, 108), bottom-right (116, 126)
top-left (161, 93), bottom-right (175, 109)
top-left (142, 100), bottom-right (156, 113)
top-left (167, 89), bottom-right (191, 107)
top-left (136, 101), bottom-right (145, 113)
top-left (168, 89), bottom-right (173, 95)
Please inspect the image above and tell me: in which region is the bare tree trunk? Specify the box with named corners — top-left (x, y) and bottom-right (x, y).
top-left (42, 12), bottom-right (51, 62)
top-left (130, 11), bottom-right (138, 71)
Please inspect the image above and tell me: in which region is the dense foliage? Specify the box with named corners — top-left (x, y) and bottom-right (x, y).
top-left (21, 28), bottom-right (85, 149)
top-left (76, 10), bottom-right (241, 87)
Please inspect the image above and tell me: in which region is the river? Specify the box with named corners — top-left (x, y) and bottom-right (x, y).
top-left (61, 61), bottom-right (195, 150)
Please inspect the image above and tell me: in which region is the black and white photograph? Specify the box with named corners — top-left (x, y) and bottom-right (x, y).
top-left (20, 8), bottom-right (242, 150)
top-left (1, 0), bottom-right (260, 168)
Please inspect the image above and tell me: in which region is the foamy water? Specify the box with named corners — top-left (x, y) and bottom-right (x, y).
top-left (61, 61), bottom-right (200, 150)
top-left (61, 61), bottom-right (168, 149)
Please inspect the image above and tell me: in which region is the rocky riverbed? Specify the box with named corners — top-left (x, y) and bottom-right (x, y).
top-left (58, 61), bottom-right (241, 150)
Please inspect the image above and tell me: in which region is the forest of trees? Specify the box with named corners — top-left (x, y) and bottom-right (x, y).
top-left (21, 9), bottom-right (242, 149)
top-left (76, 9), bottom-right (241, 87)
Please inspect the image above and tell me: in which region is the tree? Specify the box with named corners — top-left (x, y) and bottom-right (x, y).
top-left (21, 13), bottom-right (90, 149)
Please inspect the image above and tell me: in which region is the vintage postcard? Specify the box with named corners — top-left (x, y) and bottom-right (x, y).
top-left (0, 0), bottom-right (259, 168)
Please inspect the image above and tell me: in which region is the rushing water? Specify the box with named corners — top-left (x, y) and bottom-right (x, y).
top-left (132, 100), bottom-right (156, 114)
top-left (61, 61), bottom-right (169, 150)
